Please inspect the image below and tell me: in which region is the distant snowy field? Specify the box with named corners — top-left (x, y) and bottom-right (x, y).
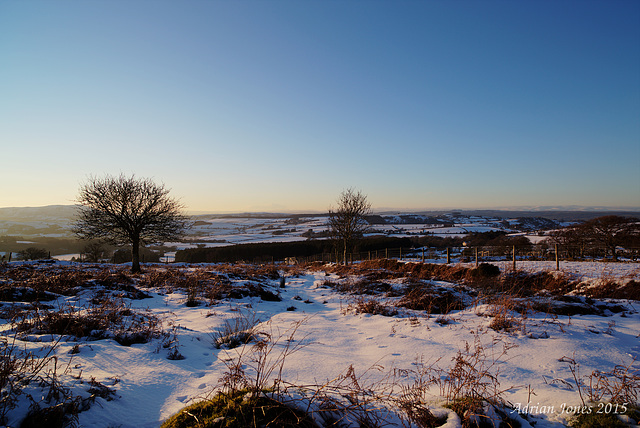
top-left (2, 260), bottom-right (638, 427)
top-left (483, 260), bottom-right (640, 283)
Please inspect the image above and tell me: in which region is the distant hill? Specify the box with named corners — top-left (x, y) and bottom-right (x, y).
top-left (0, 205), bottom-right (78, 237)
top-left (1, 205), bottom-right (638, 239)
top-left (380, 210), bottom-right (640, 222)
top-left (0, 205), bottom-right (78, 222)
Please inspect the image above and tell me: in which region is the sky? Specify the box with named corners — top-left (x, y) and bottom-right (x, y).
top-left (1, 0), bottom-right (639, 213)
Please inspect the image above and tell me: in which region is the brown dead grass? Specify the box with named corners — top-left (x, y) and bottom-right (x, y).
top-left (582, 280), bottom-right (640, 300)
top-left (307, 260), bottom-right (640, 302)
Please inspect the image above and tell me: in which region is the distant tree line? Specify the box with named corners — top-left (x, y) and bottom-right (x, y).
top-left (175, 215), bottom-right (639, 264)
top-left (546, 215), bottom-right (639, 261)
top-left (175, 237), bottom-right (414, 263)
top-left (0, 236), bottom-right (86, 257)
top-left (172, 233), bottom-right (534, 264)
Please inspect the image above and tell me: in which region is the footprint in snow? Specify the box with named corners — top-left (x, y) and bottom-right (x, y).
top-left (198, 383), bottom-right (207, 389)
top-left (193, 372), bottom-right (205, 378)
top-left (177, 395), bottom-right (188, 403)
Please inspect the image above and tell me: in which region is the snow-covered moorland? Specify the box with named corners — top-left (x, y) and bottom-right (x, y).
top-left (0, 260), bottom-right (638, 427)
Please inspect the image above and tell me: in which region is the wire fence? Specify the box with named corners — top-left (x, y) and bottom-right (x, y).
top-left (287, 245), bottom-right (640, 266)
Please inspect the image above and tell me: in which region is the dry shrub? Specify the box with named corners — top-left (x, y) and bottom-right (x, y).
top-left (0, 265), bottom-right (93, 296)
top-left (499, 270), bottom-right (576, 296)
top-left (139, 267), bottom-right (224, 292)
top-left (315, 260), bottom-right (636, 302)
top-left (398, 282), bottom-right (465, 314)
top-left (481, 294), bottom-right (528, 334)
top-left (438, 337), bottom-right (513, 404)
top-left (585, 359), bottom-right (640, 405)
top-left (0, 335), bottom-right (57, 423)
top-left (435, 337), bottom-right (518, 427)
top-left (486, 298), bottom-right (527, 334)
top-left (358, 258), bottom-right (404, 271)
top-left (0, 332), bottom-right (114, 426)
top-left (319, 260), bottom-right (498, 289)
top-left (349, 277), bottom-right (393, 295)
top-left (583, 280), bottom-right (640, 300)
top-left (347, 297), bottom-right (399, 317)
top-left (0, 286), bottom-right (56, 302)
top-left (138, 267), bottom-right (191, 289)
top-left (464, 263), bottom-right (501, 289)
top-left (210, 311), bottom-right (260, 349)
top-left (215, 263), bottom-right (281, 281)
top-left (560, 356), bottom-right (640, 428)
top-left (161, 389), bottom-right (320, 428)
top-left (392, 338), bottom-right (520, 427)
top-left (20, 400), bottom-right (82, 428)
top-left (138, 266), bottom-right (282, 304)
top-left (15, 296), bottom-right (163, 346)
top-left (0, 264), bottom-right (153, 301)
top-left (322, 277), bottom-right (392, 295)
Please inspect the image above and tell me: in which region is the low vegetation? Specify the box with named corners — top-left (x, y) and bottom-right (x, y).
top-left (0, 259), bottom-right (638, 427)
top-left (160, 387), bottom-right (320, 428)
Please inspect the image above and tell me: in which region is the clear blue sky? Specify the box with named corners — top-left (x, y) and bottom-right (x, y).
top-left (1, 0), bottom-right (639, 213)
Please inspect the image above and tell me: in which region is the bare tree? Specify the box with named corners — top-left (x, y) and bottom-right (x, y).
top-left (74, 174), bottom-right (190, 273)
top-left (328, 188), bottom-right (372, 264)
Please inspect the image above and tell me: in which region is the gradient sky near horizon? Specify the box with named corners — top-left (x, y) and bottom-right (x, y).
top-left (1, 0), bottom-right (639, 213)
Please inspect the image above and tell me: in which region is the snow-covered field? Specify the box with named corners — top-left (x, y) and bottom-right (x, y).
top-left (1, 260), bottom-right (639, 427)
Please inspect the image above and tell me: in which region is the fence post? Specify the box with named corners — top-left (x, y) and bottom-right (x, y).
top-left (8, 252), bottom-right (12, 263)
top-left (422, 247), bottom-right (425, 263)
top-left (399, 247), bottom-right (402, 260)
top-left (385, 248), bottom-right (388, 259)
top-left (555, 244), bottom-right (559, 271)
top-left (475, 247), bottom-right (478, 267)
top-left (512, 245), bottom-right (516, 271)
top-left (446, 247), bottom-right (450, 264)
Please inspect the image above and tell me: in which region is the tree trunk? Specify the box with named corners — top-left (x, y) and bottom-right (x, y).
top-left (131, 237), bottom-right (141, 273)
top-left (343, 240), bottom-right (348, 265)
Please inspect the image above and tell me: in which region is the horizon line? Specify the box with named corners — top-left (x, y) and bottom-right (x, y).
top-left (2, 204), bottom-right (639, 216)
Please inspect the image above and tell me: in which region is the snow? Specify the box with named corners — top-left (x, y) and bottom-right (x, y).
top-left (487, 260), bottom-right (640, 282)
top-left (2, 261), bottom-right (639, 427)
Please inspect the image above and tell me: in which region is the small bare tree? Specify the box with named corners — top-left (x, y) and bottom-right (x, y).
top-left (74, 174), bottom-right (190, 273)
top-left (328, 188), bottom-right (372, 264)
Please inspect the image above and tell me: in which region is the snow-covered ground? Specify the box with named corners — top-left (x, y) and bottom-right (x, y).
top-left (183, 213), bottom-right (524, 248)
top-left (489, 260), bottom-right (640, 283)
top-left (1, 261), bottom-right (638, 427)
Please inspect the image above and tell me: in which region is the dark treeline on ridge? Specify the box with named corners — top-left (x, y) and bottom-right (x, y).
top-left (173, 233), bottom-right (524, 263)
top-left (175, 237), bottom-right (416, 263)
